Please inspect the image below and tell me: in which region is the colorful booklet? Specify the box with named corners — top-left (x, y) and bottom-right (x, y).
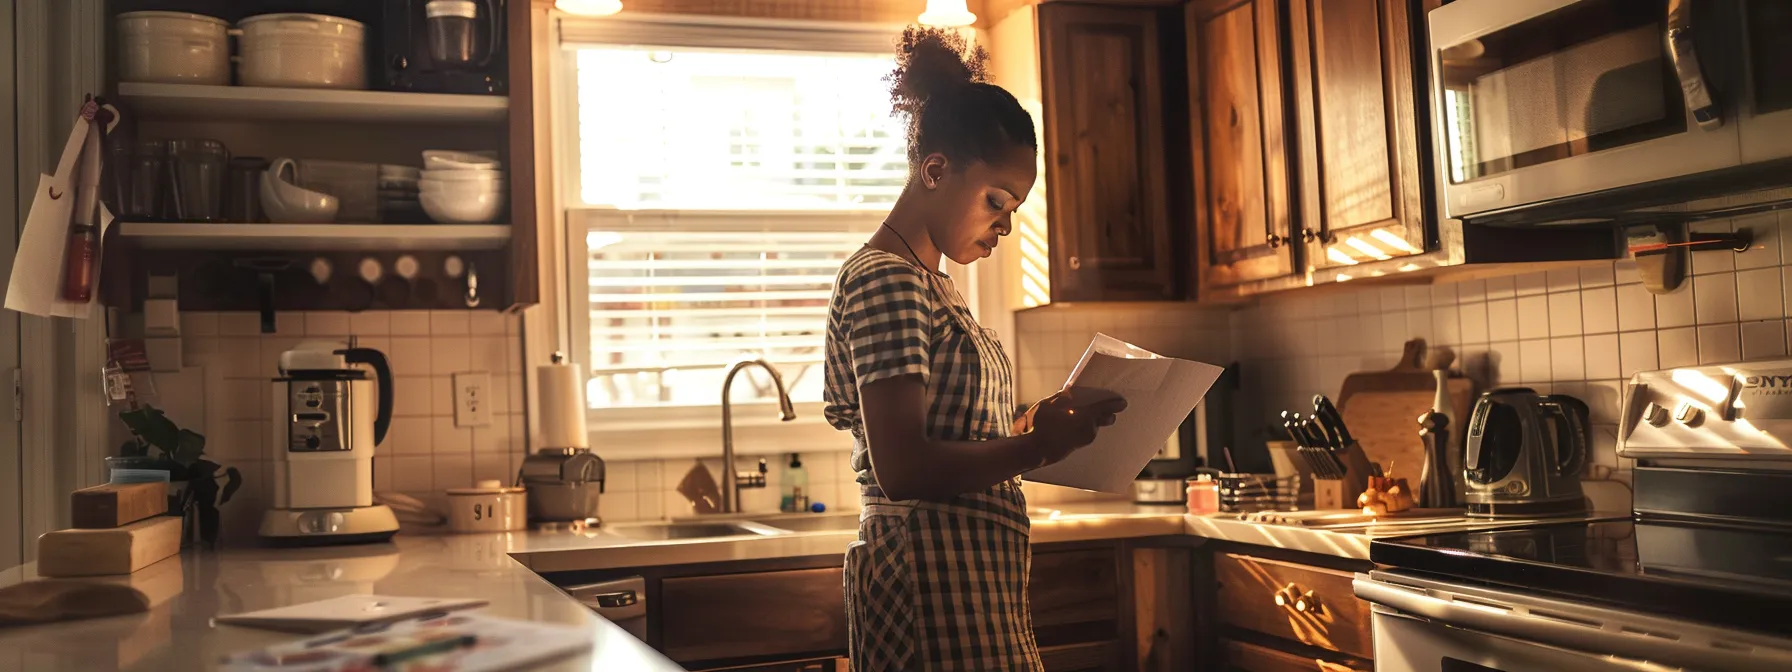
top-left (219, 611), bottom-right (593, 672)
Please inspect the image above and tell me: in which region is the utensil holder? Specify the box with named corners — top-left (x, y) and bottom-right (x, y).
top-left (1313, 441), bottom-right (1375, 510)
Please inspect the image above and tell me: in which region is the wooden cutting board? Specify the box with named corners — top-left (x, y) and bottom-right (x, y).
top-left (1337, 339), bottom-right (1475, 481)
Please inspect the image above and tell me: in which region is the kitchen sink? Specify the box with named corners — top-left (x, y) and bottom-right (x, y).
top-left (751, 513), bottom-right (860, 533)
top-left (607, 521), bottom-right (784, 541)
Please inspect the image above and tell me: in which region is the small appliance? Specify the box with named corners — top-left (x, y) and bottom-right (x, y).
top-left (518, 448), bottom-right (605, 524)
top-left (380, 0), bottom-right (509, 95)
top-left (1360, 359), bottom-right (1792, 670)
top-left (1427, 0), bottom-right (1792, 224)
top-left (1462, 387), bottom-right (1589, 517)
top-left (262, 340), bottom-right (398, 545)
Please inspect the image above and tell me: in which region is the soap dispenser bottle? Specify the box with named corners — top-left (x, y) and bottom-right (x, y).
top-left (780, 453), bottom-right (809, 513)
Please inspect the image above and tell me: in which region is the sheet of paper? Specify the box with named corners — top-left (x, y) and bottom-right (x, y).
top-left (221, 611), bottom-right (594, 672)
top-left (217, 594), bottom-right (489, 633)
top-left (1024, 333), bottom-right (1224, 494)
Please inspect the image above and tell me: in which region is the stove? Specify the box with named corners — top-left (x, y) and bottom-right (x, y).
top-left (1358, 359), bottom-right (1792, 671)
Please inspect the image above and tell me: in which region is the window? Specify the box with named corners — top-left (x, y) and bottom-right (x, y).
top-left (562, 30), bottom-right (907, 425)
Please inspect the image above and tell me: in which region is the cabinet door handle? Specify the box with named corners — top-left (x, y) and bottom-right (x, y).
top-left (1067, 256), bottom-right (1081, 270)
top-left (1265, 233), bottom-right (1285, 249)
top-left (1301, 229), bottom-right (1317, 244)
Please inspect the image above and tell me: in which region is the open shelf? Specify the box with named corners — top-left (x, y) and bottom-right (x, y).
top-left (117, 83), bottom-right (509, 124)
top-left (117, 223), bottom-right (511, 251)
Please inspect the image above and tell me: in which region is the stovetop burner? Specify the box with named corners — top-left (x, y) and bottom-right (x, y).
top-left (1373, 519), bottom-right (1792, 638)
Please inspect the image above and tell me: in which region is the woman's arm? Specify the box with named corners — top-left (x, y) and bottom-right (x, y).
top-left (859, 376), bottom-right (1124, 501)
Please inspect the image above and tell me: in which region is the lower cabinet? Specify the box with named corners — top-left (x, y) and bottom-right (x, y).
top-left (1224, 639), bottom-right (1370, 672)
top-left (578, 541), bottom-right (1187, 672)
top-left (694, 657), bottom-right (849, 672)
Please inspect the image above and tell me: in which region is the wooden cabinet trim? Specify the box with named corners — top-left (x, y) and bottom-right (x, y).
top-left (1038, 640), bottom-right (1122, 672)
top-left (1287, 0), bottom-right (1428, 268)
top-left (1212, 552), bottom-right (1371, 659)
top-left (1186, 0), bottom-right (1299, 289)
top-left (1030, 548), bottom-right (1122, 628)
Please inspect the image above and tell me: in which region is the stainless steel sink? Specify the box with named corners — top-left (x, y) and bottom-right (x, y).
top-left (607, 521), bottom-right (783, 541)
top-left (751, 513), bottom-right (860, 533)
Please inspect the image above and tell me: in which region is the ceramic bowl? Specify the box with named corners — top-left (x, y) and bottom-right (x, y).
top-left (422, 150), bottom-right (500, 171)
top-left (420, 189), bottom-right (504, 224)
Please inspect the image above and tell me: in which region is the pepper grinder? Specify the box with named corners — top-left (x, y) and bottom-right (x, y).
top-left (1417, 411), bottom-right (1455, 509)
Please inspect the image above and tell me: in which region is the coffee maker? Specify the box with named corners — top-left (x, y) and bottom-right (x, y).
top-left (261, 341), bottom-right (399, 545)
top-left (1462, 387), bottom-right (1590, 517)
top-left (380, 0), bottom-right (508, 95)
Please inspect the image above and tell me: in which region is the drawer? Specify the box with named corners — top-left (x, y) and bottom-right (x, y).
top-left (660, 567), bottom-right (846, 663)
top-left (1212, 553), bottom-right (1371, 659)
top-left (1223, 639), bottom-right (1369, 672)
top-left (1030, 549), bottom-right (1120, 627)
top-left (1039, 640), bottom-right (1121, 672)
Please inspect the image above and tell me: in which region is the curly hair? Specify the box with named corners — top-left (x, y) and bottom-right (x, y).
top-left (885, 26), bottom-right (1036, 168)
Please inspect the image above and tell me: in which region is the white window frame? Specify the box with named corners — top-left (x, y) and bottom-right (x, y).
top-left (551, 14), bottom-right (918, 456)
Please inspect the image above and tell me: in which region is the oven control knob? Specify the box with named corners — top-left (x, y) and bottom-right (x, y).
top-left (1643, 402), bottom-right (1671, 427)
top-left (1674, 402), bottom-right (1704, 427)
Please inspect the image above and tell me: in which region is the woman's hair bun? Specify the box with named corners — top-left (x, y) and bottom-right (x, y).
top-left (887, 26), bottom-right (990, 118)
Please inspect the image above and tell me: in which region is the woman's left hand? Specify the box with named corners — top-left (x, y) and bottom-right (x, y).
top-left (1011, 402), bottom-right (1036, 435)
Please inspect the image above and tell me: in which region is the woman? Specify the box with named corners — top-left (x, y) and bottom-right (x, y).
top-left (822, 27), bottom-right (1129, 671)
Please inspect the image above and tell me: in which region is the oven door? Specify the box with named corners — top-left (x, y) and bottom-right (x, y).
top-left (1429, 0), bottom-right (1740, 219)
top-left (1372, 607), bottom-right (1664, 672)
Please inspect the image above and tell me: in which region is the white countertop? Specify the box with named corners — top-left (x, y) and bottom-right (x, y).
top-left (0, 502), bottom-right (1556, 670)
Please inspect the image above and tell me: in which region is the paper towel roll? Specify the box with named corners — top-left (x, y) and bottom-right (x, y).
top-left (538, 360), bottom-right (589, 449)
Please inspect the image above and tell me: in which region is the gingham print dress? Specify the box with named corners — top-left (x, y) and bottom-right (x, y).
top-left (823, 248), bottom-right (1040, 672)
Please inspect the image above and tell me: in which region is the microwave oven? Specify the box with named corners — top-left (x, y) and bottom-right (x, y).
top-left (1428, 0), bottom-right (1792, 222)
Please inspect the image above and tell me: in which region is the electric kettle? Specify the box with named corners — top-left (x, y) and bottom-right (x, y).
top-left (261, 340), bottom-right (399, 545)
top-left (1462, 388), bottom-right (1589, 518)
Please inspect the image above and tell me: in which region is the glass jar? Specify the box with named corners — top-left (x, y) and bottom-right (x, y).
top-left (1186, 474), bottom-right (1219, 515)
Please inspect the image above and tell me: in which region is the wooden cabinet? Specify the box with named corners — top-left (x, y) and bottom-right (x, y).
top-left (1031, 548), bottom-right (1122, 629)
top-left (1212, 552), bottom-right (1372, 660)
top-left (1040, 641), bottom-right (1124, 672)
top-left (1286, 0), bottom-right (1428, 269)
top-left (659, 568), bottom-right (847, 663)
top-left (1186, 0), bottom-right (1299, 289)
top-left (1039, 3), bottom-right (1182, 302)
top-left (1223, 639), bottom-right (1371, 672)
top-left (694, 657), bottom-right (848, 672)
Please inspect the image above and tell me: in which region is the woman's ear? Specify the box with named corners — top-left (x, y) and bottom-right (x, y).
top-left (919, 153), bottom-right (950, 189)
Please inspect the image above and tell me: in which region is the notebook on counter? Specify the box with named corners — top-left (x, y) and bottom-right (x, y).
top-left (217, 595), bottom-right (489, 634)
top-left (220, 611), bottom-right (593, 672)
top-left (1024, 333), bottom-right (1224, 494)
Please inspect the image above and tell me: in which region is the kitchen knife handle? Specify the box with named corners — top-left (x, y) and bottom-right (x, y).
top-left (1313, 395), bottom-right (1354, 444)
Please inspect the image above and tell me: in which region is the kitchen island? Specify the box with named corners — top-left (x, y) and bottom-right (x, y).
top-left (0, 502), bottom-right (1579, 670)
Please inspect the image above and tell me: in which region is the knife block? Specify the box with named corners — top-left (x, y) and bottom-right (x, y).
top-left (1313, 441), bottom-right (1375, 511)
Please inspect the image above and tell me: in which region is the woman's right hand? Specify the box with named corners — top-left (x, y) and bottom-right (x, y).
top-left (1026, 387), bottom-right (1128, 467)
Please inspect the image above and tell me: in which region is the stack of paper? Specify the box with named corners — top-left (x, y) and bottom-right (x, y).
top-left (1024, 334), bottom-right (1224, 494)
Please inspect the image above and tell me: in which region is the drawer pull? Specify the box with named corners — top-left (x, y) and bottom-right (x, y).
top-left (1295, 589), bottom-right (1323, 616)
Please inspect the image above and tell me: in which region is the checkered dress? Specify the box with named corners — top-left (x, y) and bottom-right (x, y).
top-left (823, 248), bottom-right (1040, 671)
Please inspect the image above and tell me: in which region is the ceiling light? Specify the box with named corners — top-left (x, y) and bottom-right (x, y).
top-left (557, 0), bottom-right (622, 16)
top-left (919, 0), bottom-right (976, 27)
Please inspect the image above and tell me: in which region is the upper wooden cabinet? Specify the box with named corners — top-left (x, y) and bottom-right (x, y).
top-left (1286, 0), bottom-right (1428, 269)
top-left (1039, 4), bottom-right (1182, 302)
top-left (1186, 0), bottom-right (1298, 289)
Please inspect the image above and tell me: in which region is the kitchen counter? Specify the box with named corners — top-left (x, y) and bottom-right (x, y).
top-left (0, 502), bottom-right (1562, 670)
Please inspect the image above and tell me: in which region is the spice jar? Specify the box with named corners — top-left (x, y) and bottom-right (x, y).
top-left (1186, 474), bottom-right (1220, 515)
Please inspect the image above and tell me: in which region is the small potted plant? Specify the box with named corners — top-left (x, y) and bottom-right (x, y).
top-left (115, 404), bottom-right (242, 547)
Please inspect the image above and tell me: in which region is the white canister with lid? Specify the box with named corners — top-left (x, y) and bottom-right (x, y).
top-left (446, 479), bottom-right (528, 533)
top-left (116, 11), bottom-right (231, 85)
top-left (233, 13), bottom-right (368, 90)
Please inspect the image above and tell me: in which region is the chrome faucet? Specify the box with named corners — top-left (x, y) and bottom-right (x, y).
top-left (720, 358), bottom-right (797, 513)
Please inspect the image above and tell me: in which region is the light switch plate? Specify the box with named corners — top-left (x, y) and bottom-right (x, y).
top-left (452, 372), bottom-right (493, 428)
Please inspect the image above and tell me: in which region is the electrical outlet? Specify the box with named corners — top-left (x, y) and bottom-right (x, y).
top-left (452, 372), bottom-right (493, 428)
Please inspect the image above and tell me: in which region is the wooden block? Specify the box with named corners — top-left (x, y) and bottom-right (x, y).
top-left (71, 481), bottom-right (169, 529)
top-left (37, 516), bottom-right (182, 577)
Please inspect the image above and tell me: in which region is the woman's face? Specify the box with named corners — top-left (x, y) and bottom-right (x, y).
top-left (921, 144), bottom-right (1038, 266)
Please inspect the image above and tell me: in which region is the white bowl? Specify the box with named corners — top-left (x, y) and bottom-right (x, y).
top-left (419, 180), bottom-right (506, 192)
top-left (420, 189), bottom-right (504, 224)
top-left (420, 169), bottom-right (506, 182)
top-left (422, 150), bottom-right (500, 171)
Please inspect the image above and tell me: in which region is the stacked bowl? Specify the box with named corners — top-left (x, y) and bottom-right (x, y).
top-left (419, 150), bottom-right (505, 224)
